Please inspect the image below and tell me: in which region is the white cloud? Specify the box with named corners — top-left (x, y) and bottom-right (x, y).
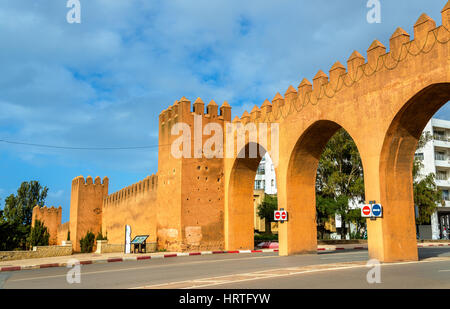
top-left (48, 189), bottom-right (64, 199)
top-left (0, 0), bottom-right (447, 174)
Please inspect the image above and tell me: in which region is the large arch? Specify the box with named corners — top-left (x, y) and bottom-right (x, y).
top-left (279, 120), bottom-right (365, 255)
top-left (376, 83), bottom-right (450, 262)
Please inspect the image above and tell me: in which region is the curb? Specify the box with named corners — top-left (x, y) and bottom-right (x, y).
top-left (0, 249), bottom-right (281, 272)
top-left (5, 244), bottom-right (449, 273)
top-left (417, 243), bottom-right (450, 248)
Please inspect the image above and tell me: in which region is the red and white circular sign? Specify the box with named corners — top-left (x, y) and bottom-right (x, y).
top-left (275, 212), bottom-right (281, 220)
top-left (281, 211), bottom-right (287, 220)
top-left (362, 205), bottom-right (371, 216)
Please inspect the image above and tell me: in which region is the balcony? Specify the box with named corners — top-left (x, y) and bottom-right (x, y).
top-left (436, 179), bottom-right (450, 188)
top-left (435, 160), bottom-right (450, 169)
top-left (433, 136), bottom-right (450, 148)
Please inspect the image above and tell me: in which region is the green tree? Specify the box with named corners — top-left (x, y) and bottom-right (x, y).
top-left (413, 132), bottom-right (442, 225)
top-left (316, 129), bottom-right (442, 239)
top-left (256, 194), bottom-right (278, 234)
top-left (3, 181), bottom-right (48, 226)
top-left (316, 129), bottom-right (365, 239)
top-left (0, 220), bottom-right (19, 251)
top-left (27, 220), bottom-right (50, 247)
top-left (1, 181), bottom-right (48, 250)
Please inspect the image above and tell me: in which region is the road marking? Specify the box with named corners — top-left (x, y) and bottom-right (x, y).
top-left (320, 254), bottom-right (368, 260)
top-left (6, 254), bottom-right (279, 283)
top-left (136, 263), bottom-right (369, 289)
top-left (133, 257), bottom-right (450, 289)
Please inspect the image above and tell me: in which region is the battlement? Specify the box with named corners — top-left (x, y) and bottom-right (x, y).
top-left (32, 205), bottom-right (62, 218)
top-left (159, 97), bottom-right (232, 126)
top-left (247, 3), bottom-right (450, 122)
top-left (72, 175), bottom-right (109, 186)
top-left (104, 174), bottom-right (158, 206)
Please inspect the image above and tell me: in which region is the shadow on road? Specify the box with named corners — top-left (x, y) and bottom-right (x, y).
top-left (418, 247), bottom-right (450, 260)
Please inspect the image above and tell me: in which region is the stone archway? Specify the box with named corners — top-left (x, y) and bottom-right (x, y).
top-left (279, 120), bottom-right (365, 256)
top-left (375, 83), bottom-right (450, 262)
top-left (225, 142), bottom-right (279, 251)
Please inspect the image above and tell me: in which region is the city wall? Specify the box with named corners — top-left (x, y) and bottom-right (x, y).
top-left (102, 175), bottom-right (158, 245)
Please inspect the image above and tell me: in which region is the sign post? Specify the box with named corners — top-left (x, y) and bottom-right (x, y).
top-left (125, 225), bottom-right (131, 254)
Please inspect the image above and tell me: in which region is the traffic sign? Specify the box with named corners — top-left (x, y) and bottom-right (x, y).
top-left (371, 204), bottom-right (383, 217)
top-left (274, 211), bottom-right (281, 221)
top-left (360, 203), bottom-right (383, 218)
top-left (361, 205), bottom-right (372, 217)
top-left (274, 210), bottom-right (288, 222)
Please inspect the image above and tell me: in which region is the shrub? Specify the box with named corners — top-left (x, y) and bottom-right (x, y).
top-left (27, 220), bottom-right (50, 248)
top-left (254, 233), bottom-right (278, 242)
top-left (80, 231), bottom-right (95, 253)
top-left (96, 231), bottom-right (107, 241)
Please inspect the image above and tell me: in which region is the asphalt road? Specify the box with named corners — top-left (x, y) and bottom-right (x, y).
top-left (2, 247), bottom-right (450, 289)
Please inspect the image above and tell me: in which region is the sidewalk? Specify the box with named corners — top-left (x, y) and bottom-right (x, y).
top-left (1, 242), bottom-right (449, 272)
top-left (0, 251), bottom-right (177, 271)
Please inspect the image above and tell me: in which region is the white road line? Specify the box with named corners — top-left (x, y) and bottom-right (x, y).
top-left (180, 266), bottom-right (368, 289)
top-left (186, 259), bottom-right (450, 289)
top-left (7, 255), bottom-right (278, 283)
top-left (320, 254), bottom-right (368, 260)
top-left (132, 257), bottom-right (450, 289)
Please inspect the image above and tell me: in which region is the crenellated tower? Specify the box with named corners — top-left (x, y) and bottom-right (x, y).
top-left (69, 175), bottom-right (108, 252)
top-left (157, 97), bottom-right (231, 251)
top-left (32, 206), bottom-right (62, 245)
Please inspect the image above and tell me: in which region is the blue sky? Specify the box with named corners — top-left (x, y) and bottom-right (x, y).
top-left (0, 0), bottom-right (449, 222)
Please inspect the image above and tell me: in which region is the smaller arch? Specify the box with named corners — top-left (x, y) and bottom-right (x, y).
top-left (225, 142), bottom-right (278, 250)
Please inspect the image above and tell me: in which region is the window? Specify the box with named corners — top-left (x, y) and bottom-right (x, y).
top-left (434, 130), bottom-right (447, 141)
top-left (271, 179), bottom-right (275, 187)
top-left (437, 171), bottom-right (447, 181)
top-left (435, 151), bottom-right (446, 161)
top-left (255, 180), bottom-right (264, 190)
top-left (443, 190), bottom-right (450, 201)
top-left (415, 153), bottom-right (424, 161)
top-left (257, 164), bottom-right (265, 175)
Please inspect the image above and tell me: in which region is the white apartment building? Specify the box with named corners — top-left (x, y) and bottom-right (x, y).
top-left (254, 153), bottom-right (277, 195)
top-left (415, 118), bottom-right (450, 239)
